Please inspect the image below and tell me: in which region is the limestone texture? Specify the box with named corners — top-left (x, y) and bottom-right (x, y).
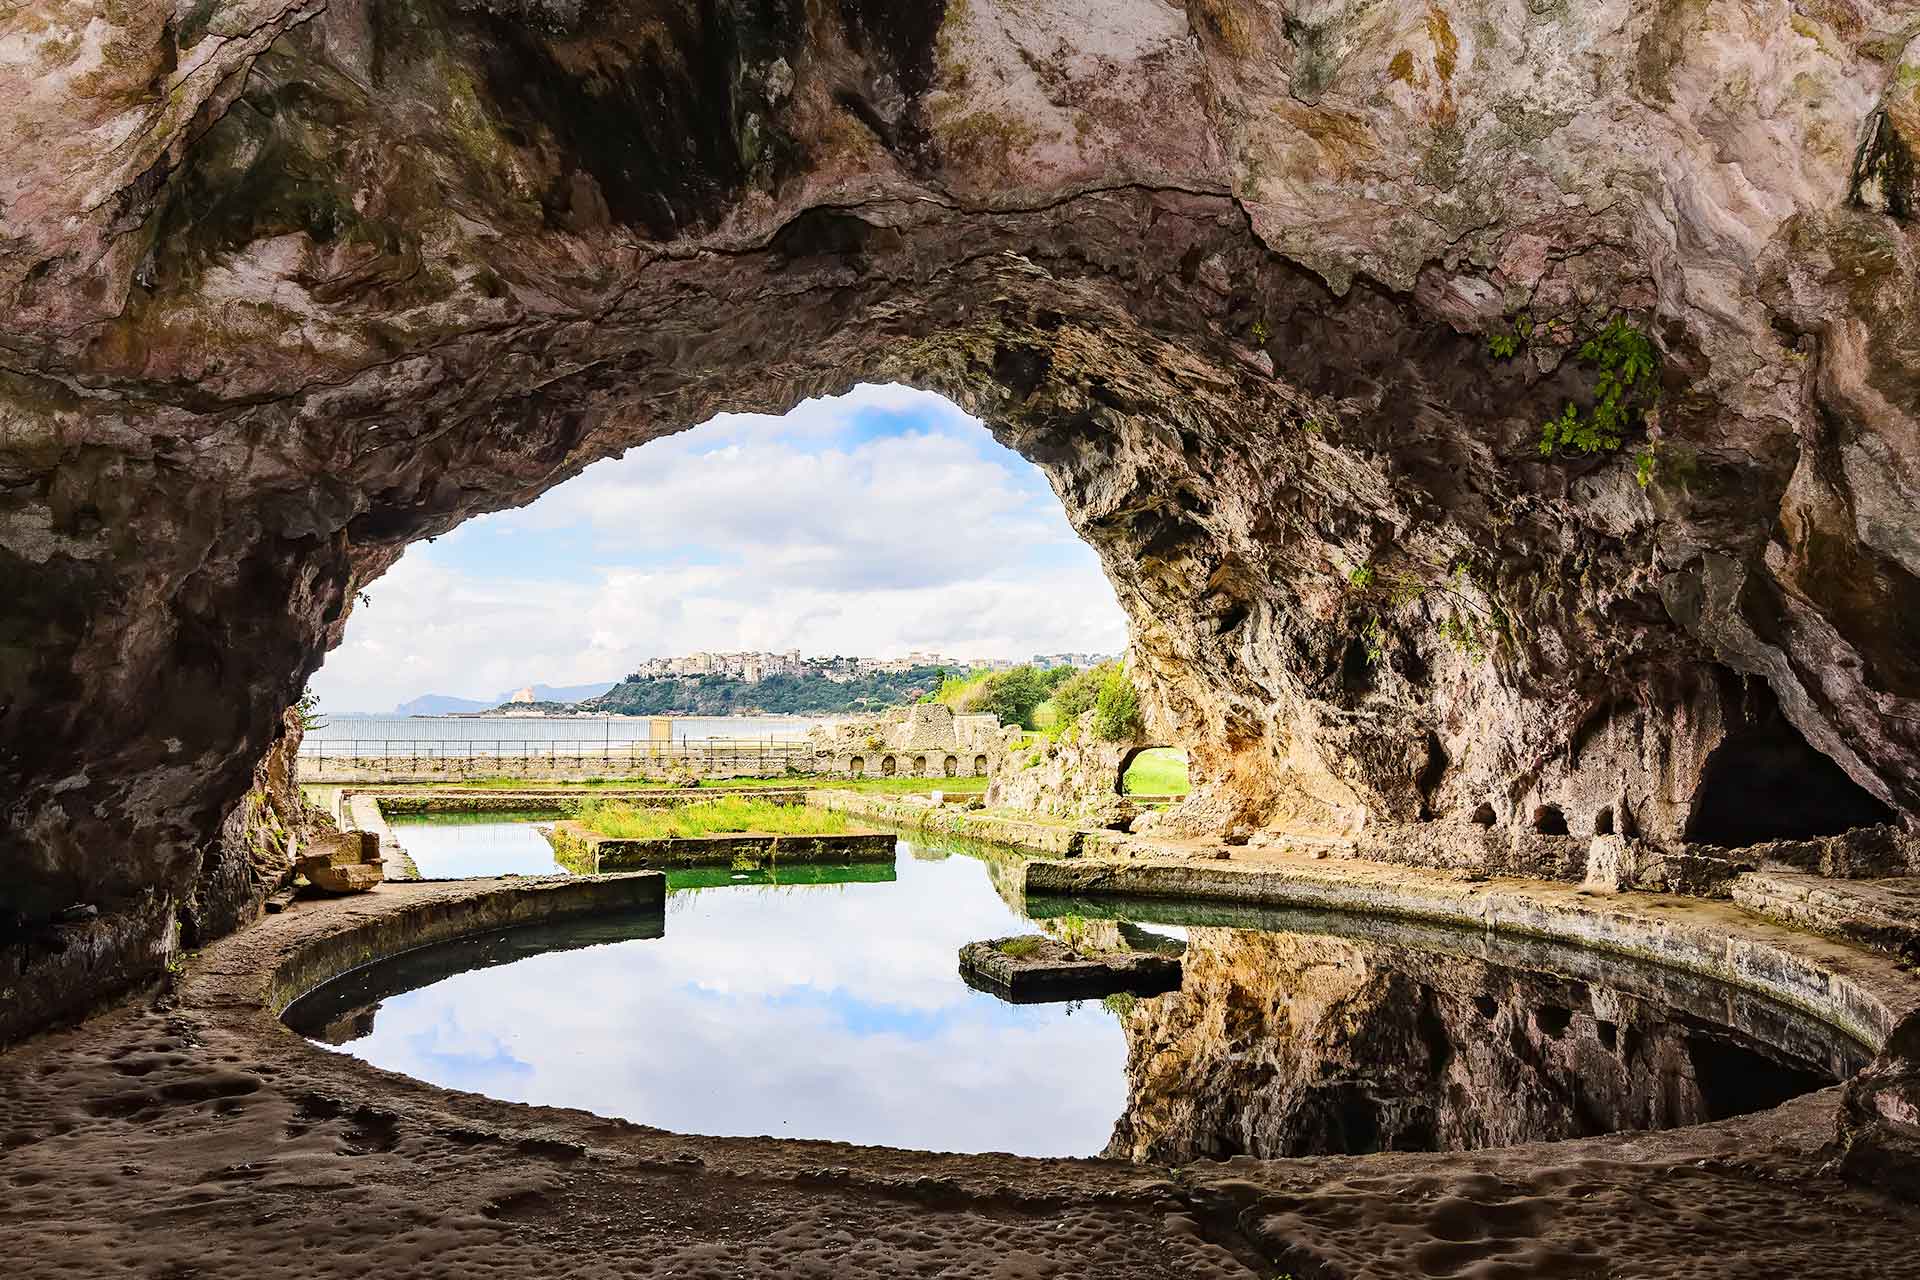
top-left (1103, 925), bottom-right (1863, 1162)
top-left (3, 1), bottom-right (1920, 1031)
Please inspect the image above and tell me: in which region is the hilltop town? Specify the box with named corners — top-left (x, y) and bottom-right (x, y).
top-left (622, 649), bottom-right (1116, 685)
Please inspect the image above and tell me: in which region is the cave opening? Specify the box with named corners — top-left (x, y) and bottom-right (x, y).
top-left (1117, 746), bottom-right (1192, 799)
top-left (306, 384), bottom-right (1129, 739)
top-left (1683, 711), bottom-right (1895, 847)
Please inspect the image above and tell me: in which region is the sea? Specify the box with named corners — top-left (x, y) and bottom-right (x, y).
top-left (297, 714), bottom-right (831, 754)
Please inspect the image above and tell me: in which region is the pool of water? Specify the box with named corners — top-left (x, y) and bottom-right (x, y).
top-left (286, 835), bottom-right (1872, 1160)
top-left (387, 812), bottom-right (569, 878)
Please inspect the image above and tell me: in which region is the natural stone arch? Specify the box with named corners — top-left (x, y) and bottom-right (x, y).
top-left (2, 0), bottom-right (1918, 1038)
top-left (1114, 745), bottom-right (1185, 797)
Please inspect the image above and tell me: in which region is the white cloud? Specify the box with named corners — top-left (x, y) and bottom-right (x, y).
top-left (327, 847), bottom-right (1133, 1156)
top-left (311, 386), bottom-right (1127, 713)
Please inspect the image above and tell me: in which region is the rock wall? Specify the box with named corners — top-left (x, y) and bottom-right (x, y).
top-left (3, 0), bottom-right (1919, 1030)
top-left (1105, 926), bottom-right (1864, 1162)
top-left (986, 714), bottom-right (1147, 826)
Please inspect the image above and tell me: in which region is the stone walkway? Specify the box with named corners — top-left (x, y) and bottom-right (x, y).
top-left (1734, 872), bottom-right (1920, 962)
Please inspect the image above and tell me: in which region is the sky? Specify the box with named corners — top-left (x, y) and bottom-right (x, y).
top-left (311, 384), bottom-right (1129, 713)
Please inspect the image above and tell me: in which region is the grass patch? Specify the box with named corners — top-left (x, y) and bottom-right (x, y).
top-left (1122, 748), bottom-right (1189, 796)
top-left (574, 797), bottom-right (853, 839)
top-left (828, 775), bottom-right (990, 795)
top-left (997, 937), bottom-right (1044, 959)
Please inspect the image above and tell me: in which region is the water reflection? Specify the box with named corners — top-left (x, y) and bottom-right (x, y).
top-left (387, 812), bottom-right (569, 878)
top-left (285, 843), bottom-right (1869, 1161)
top-left (1030, 895), bottom-right (1870, 1161)
top-left (284, 838), bottom-right (1129, 1158)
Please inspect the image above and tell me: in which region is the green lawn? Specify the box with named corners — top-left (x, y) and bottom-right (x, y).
top-left (1121, 748), bottom-right (1190, 796)
top-left (574, 797), bottom-right (853, 839)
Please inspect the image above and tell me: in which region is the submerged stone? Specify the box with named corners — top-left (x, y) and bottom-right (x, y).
top-left (958, 934), bottom-right (1183, 1005)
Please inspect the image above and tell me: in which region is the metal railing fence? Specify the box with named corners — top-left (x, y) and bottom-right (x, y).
top-left (299, 737), bottom-right (815, 769)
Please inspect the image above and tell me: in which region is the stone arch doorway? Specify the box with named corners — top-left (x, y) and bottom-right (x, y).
top-left (1116, 747), bottom-right (1189, 798)
top-left (943, 755), bottom-right (958, 777)
top-left (849, 756), bottom-right (864, 778)
top-left (913, 755), bottom-right (928, 777)
top-left (973, 755), bottom-right (989, 775)
top-left (881, 756), bottom-right (897, 778)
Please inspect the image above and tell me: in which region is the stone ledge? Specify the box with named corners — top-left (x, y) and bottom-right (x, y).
top-left (261, 874), bottom-right (666, 1017)
top-left (1025, 855), bottom-right (1920, 1053)
top-left (958, 936), bottom-right (1182, 1004)
top-left (363, 787), bottom-right (811, 814)
top-left (1734, 873), bottom-right (1920, 963)
top-left (541, 821), bottom-right (896, 873)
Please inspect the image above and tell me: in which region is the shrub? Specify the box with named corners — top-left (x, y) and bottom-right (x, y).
top-left (1046, 661), bottom-right (1143, 741)
top-left (1049, 664), bottom-right (1106, 721)
top-left (960, 665), bottom-right (1060, 730)
top-left (1539, 317), bottom-right (1660, 458)
top-left (1091, 667), bottom-right (1144, 742)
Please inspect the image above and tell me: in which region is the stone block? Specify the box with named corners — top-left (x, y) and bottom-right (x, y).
top-left (958, 935), bottom-right (1182, 1004)
top-left (1583, 835), bottom-right (1635, 893)
top-left (297, 855), bottom-right (383, 894)
top-left (308, 830), bottom-right (380, 866)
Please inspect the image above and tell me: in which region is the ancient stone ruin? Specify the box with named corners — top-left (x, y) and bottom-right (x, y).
top-left (808, 703), bottom-right (1003, 779)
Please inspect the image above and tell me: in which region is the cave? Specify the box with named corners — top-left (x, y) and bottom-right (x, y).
top-left (1685, 709), bottom-right (1897, 847)
top-left (4, 1), bottom-right (1920, 1273)
top-left (4, 0), bottom-right (1918, 1040)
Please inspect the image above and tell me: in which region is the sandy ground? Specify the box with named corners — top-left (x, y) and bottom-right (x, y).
top-left (4, 877), bottom-right (1920, 1279)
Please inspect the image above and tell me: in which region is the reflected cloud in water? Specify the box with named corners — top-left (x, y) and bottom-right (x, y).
top-left (307, 842), bottom-right (1129, 1157)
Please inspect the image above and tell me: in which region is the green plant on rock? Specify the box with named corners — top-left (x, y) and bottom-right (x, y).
top-left (1249, 319), bottom-right (1271, 344)
top-left (1350, 558), bottom-right (1503, 666)
top-left (1539, 316), bottom-right (1661, 458)
top-left (1634, 445), bottom-right (1659, 489)
top-left (1362, 615), bottom-right (1388, 666)
top-left (293, 686), bottom-right (327, 733)
top-left (1487, 312), bottom-right (1533, 359)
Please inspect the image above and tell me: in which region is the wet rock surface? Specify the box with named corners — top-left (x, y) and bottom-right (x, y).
top-left (2, 0), bottom-right (1919, 1040)
top-left (1103, 927), bottom-right (1864, 1163)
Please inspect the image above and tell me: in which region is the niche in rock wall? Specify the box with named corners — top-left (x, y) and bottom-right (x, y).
top-left (1684, 708), bottom-right (1895, 847)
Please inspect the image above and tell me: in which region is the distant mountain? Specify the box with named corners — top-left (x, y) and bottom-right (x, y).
top-left (392, 681), bottom-right (617, 717)
top-left (393, 693), bottom-right (492, 716)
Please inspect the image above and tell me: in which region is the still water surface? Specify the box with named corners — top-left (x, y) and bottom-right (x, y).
top-left (287, 838), bottom-right (1128, 1156)
top-left (287, 833), bottom-right (1869, 1159)
top-left (387, 812), bottom-right (568, 878)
